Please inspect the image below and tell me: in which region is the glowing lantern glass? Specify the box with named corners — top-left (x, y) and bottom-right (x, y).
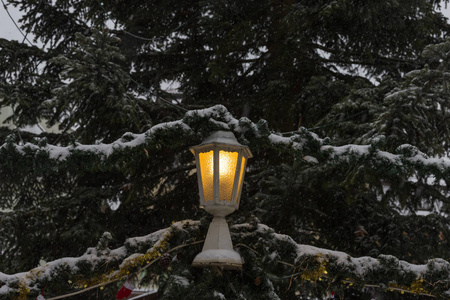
top-left (190, 131), bottom-right (252, 269)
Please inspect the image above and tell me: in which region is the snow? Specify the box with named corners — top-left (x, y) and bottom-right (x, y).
top-left (268, 133), bottom-right (291, 145)
top-left (185, 105), bottom-right (228, 119)
top-left (185, 105), bottom-right (240, 131)
top-left (170, 219), bottom-right (198, 231)
top-left (45, 144), bottom-right (71, 160)
top-left (268, 251), bottom-right (278, 261)
top-left (377, 150), bottom-right (402, 163)
top-left (3, 119), bottom-right (192, 161)
top-left (200, 131), bottom-right (242, 146)
top-left (303, 155), bottom-right (319, 164)
top-left (3, 220), bottom-right (450, 297)
top-left (110, 246), bottom-right (127, 257)
top-left (2, 104), bottom-right (450, 296)
top-left (193, 249), bottom-right (242, 262)
top-left (5, 104), bottom-right (447, 181)
top-left (209, 119), bottom-right (231, 129)
top-left (322, 144), bottom-right (371, 156)
top-left (213, 291), bottom-right (226, 299)
top-left (20, 124), bottom-right (45, 134)
top-left (0, 220), bottom-right (199, 297)
top-left (171, 275), bottom-right (189, 287)
top-left (0, 285), bottom-right (12, 294)
top-left (409, 154), bottom-right (450, 170)
top-left (255, 223), bottom-right (431, 280)
top-left (322, 143), bottom-right (450, 171)
top-left (267, 133), bottom-right (313, 151)
top-left (150, 120), bottom-right (190, 133)
top-left (120, 253), bottom-right (142, 269)
top-left (126, 228), bottom-right (168, 248)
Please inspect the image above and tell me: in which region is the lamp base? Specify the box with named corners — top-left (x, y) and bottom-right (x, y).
top-left (192, 215), bottom-right (242, 270)
top-left (192, 249), bottom-right (242, 270)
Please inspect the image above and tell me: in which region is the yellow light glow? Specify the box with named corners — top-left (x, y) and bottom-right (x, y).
top-left (236, 156), bottom-right (246, 203)
top-left (219, 150), bottom-right (238, 201)
top-left (199, 150), bottom-right (239, 202)
top-left (199, 151), bottom-right (214, 201)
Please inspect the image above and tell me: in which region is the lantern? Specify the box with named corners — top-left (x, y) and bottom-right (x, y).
top-left (190, 131), bottom-right (252, 269)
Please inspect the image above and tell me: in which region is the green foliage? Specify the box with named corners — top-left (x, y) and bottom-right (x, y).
top-left (0, 38), bottom-right (51, 126)
top-left (2, 0), bottom-right (450, 298)
top-left (0, 106), bottom-right (449, 297)
top-left (5, 0), bottom-right (450, 131)
top-left (4, 221), bottom-right (450, 299)
top-left (374, 39), bottom-right (450, 156)
top-left (45, 28), bottom-right (149, 143)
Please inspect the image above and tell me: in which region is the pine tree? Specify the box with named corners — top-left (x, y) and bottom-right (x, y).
top-left (6, 0), bottom-right (450, 131)
top-left (374, 39), bottom-right (450, 157)
top-left (0, 106), bottom-right (450, 299)
top-left (0, 38), bottom-right (50, 126)
top-left (1, 0), bottom-right (450, 299)
top-left (45, 28), bottom-right (149, 143)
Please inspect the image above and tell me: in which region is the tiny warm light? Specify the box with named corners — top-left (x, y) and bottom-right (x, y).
top-left (199, 150), bottom-right (214, 201)
top-left (190, 131), bottom-right (252, 269)
top-left (190, 131), bottom-right (252, 215)
top-left (199, 150), bottom-right (239, 201)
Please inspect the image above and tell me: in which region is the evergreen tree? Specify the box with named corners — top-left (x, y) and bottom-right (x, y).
top-left (0, 105), bottom-right (449, 299)
top-left (5, 0), bottom-right (450, 131)
top-left (374, 40), bottom-right (450, 157)
top-left (1, 0), bottom-right (450, 299)
top-left (0, 38), bottom-right (50, 126)
top-left (46, 28), bottom-right (149, 143)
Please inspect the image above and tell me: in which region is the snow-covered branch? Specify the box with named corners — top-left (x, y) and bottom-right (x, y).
top-left (2, 220), bottom-right (450, 299)
top-left (0, 220), bottom-right (199, 299)
top-left (1, 105), bottom-right (449, 186)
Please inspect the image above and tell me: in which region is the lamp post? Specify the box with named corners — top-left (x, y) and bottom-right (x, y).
top-left (190, 131), bottom-right (252, 270)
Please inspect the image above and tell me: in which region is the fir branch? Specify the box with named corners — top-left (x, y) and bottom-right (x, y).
top-left (4, 221), bottom-right (450, 298)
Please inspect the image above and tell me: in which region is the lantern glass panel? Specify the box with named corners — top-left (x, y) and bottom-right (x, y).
top-left (236, 157), bottom-right (246, 203)
top-left (199, 150), bottom-right (214, 201)
top-left (219, 150), bottom-right (239, 201)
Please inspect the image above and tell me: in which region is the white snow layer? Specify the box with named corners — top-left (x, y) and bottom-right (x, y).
top-left (1, 220), bottom-right (449, 297)
top-left (6, 119), bottom-right (191, 161)
top-left (0, 220), bottom-right (199, 296)
top-left (2, 104), bottom-right (449, 176)
top-left (254, 223), bottom-right (430, 278)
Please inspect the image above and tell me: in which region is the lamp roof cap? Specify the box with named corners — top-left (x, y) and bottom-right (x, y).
top-left (201, 131), bottom-right (242, 146)
top-left (191, 131), bottom-right (252, 157)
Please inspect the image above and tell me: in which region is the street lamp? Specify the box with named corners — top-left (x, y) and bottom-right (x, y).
top-left (190, 131), bottom-right (252, 269)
